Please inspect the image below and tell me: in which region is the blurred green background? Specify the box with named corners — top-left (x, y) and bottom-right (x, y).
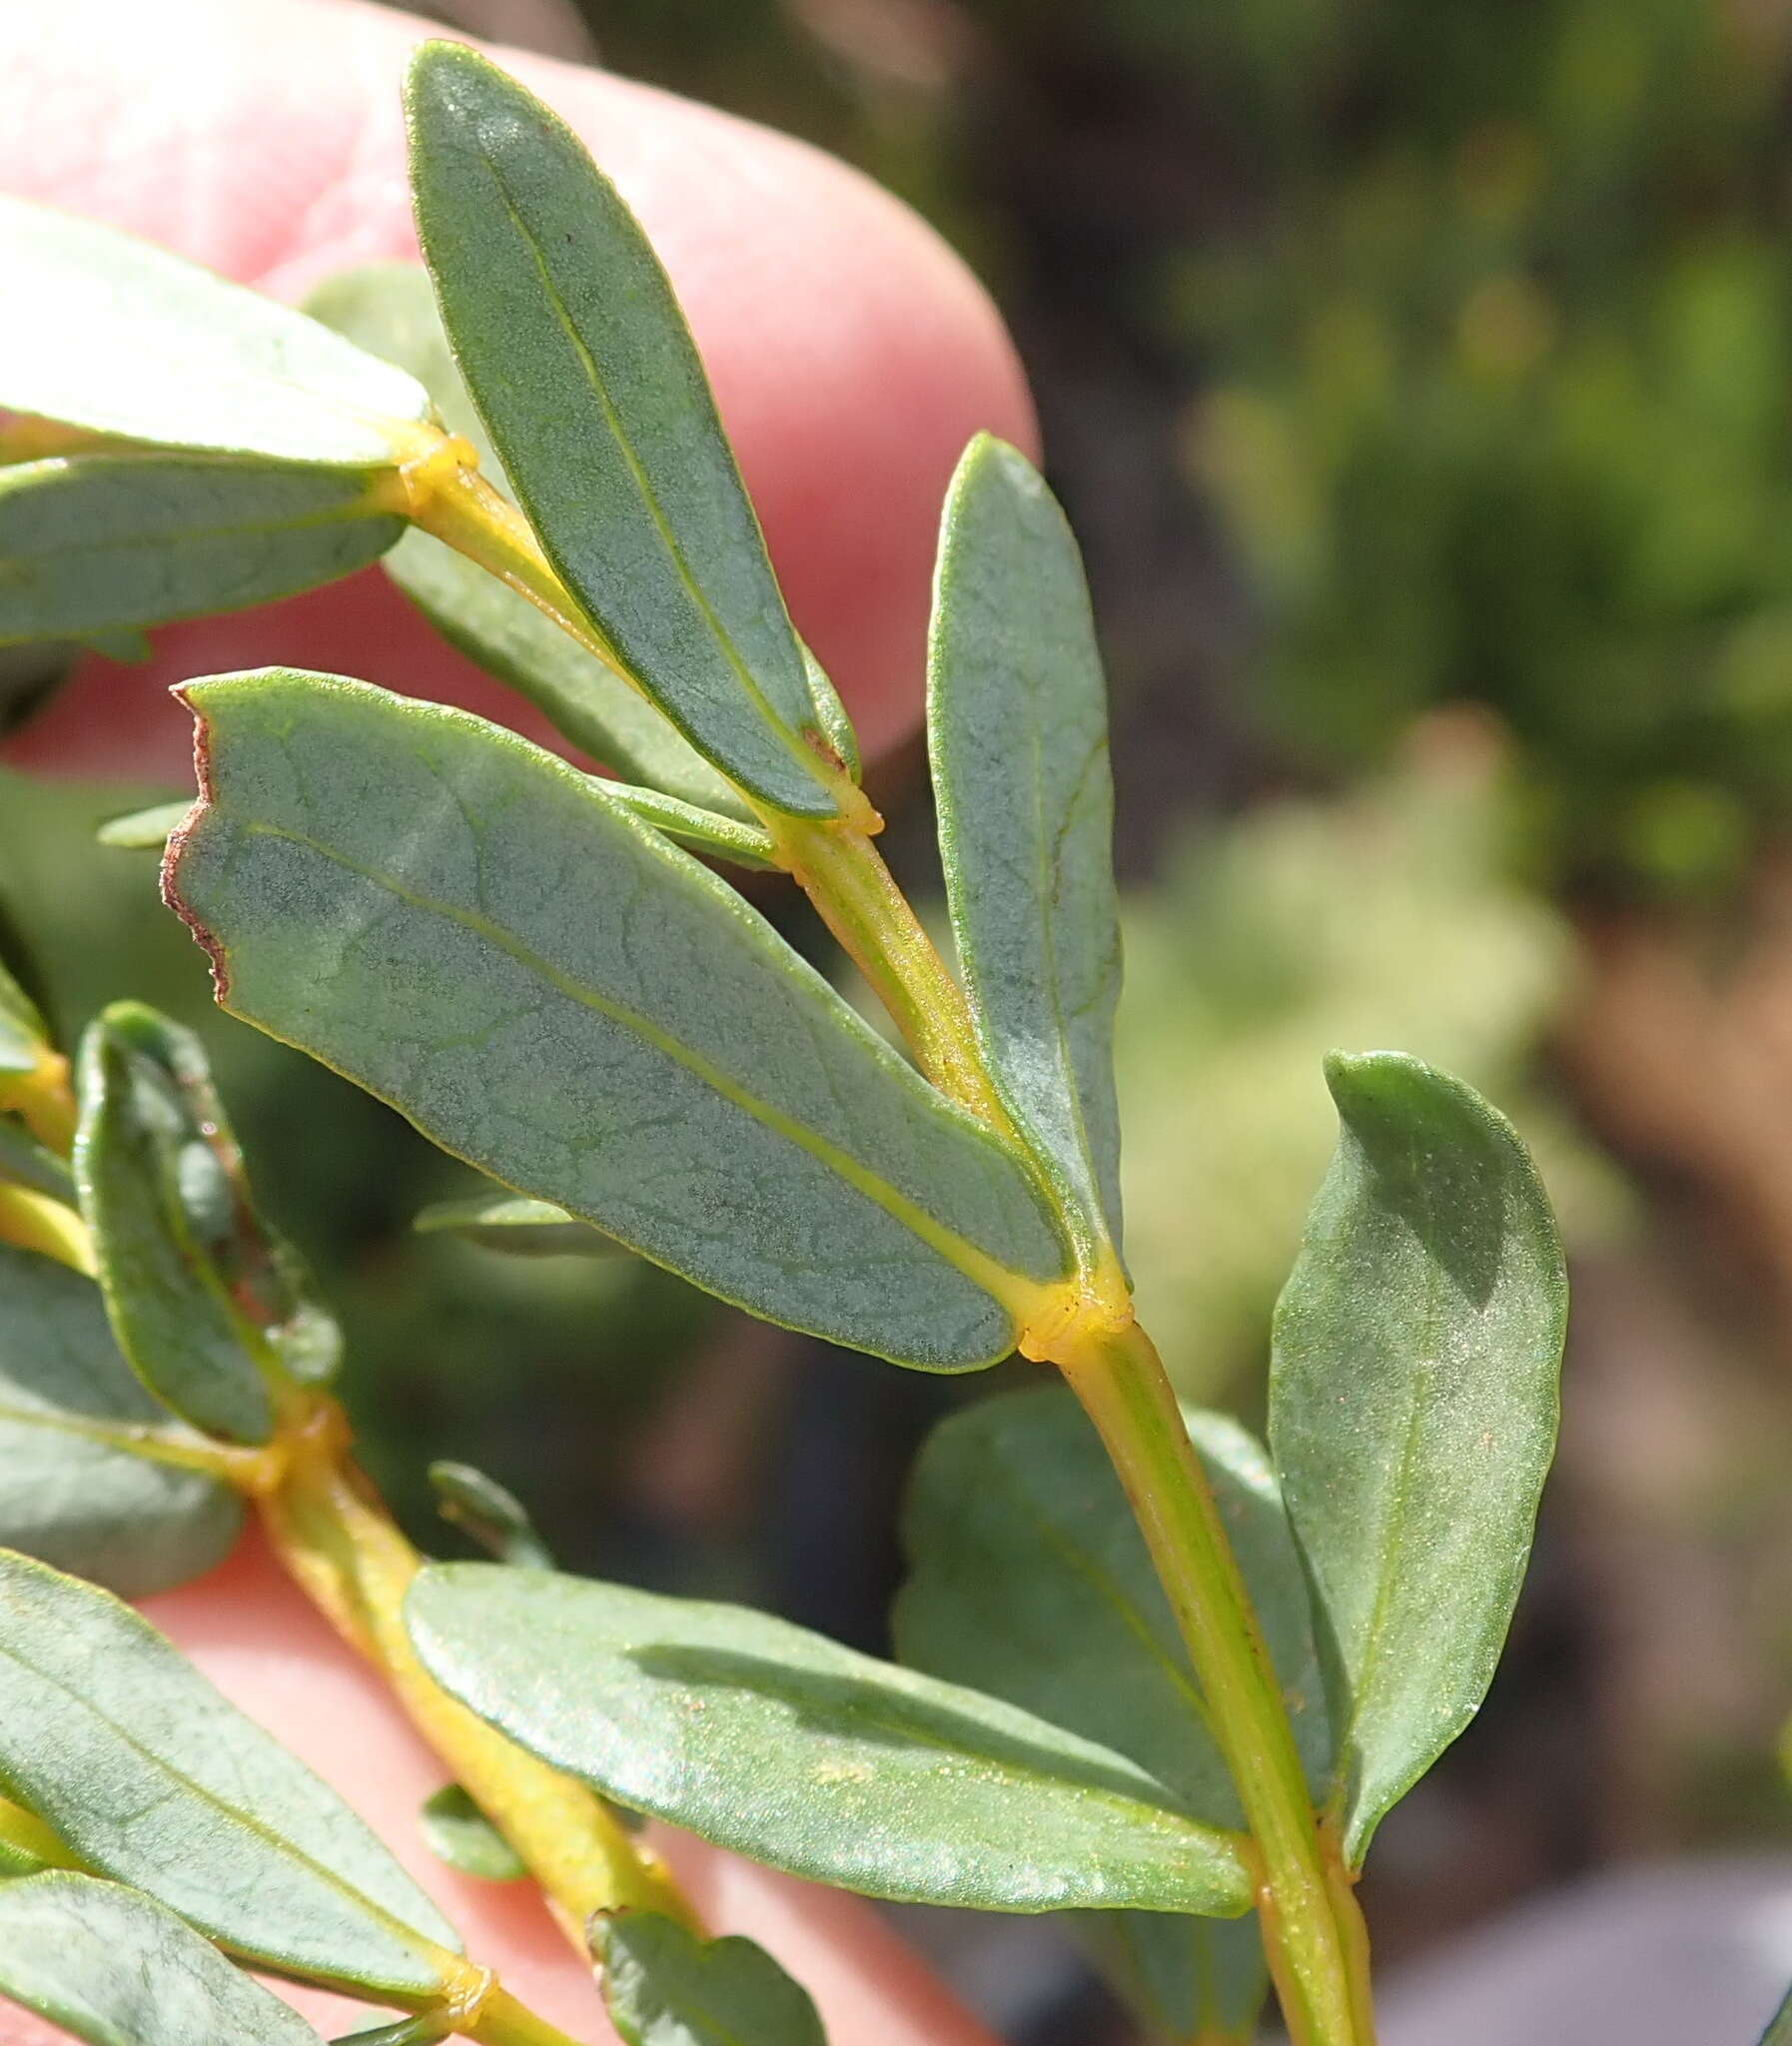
top-left (13, 0), bottom-right (1792, 2037)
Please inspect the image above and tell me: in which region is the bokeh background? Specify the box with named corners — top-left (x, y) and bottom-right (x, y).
top-left (11, 0), bottom-right (1792, 2037)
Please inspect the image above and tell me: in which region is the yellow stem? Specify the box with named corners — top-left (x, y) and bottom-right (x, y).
top-left (0, 1184), bottom-right (94, 1275)
top-left (260, 1400), bottom-right (698, 1949)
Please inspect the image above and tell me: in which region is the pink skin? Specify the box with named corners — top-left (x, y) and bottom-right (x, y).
top-left (0, 1), bottom-right (1036, 2038)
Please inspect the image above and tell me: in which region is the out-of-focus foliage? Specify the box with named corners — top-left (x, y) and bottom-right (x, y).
top-left (1117, 725), bottom-right (1624, 1398)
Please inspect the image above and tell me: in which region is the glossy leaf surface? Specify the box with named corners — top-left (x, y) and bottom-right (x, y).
top-left (0, 197), bottom-right (430, 465)
top-left (429, 1460), bottom-right (553, 1569)
top-left (306, 263), bottom-right (749, 816)
top-left (0, 457), bottom-right (402, 644)
top-left (405, 46), bottom-right (845, 816)
top-left (419, 1783), bottom-right (525, 1882)
top-left (1270, 1051), bottom-right (1567, 1864)
top-left (0, 1871), bottom-right (326, 2046)
top-left (0, 1550), bottom-right (462, 1994)
top-left (929, 435), bottom-right (1124, 1262)
top-left (168, 673), bottom-right (1067, 1369)
top-left (415, 1191), bottom-right (622, 1259)
top-left (0, 1241), bottom-right (241, 1598)
top-left (596, 1915), bottom-right (826, 2046)
top-left (408, 1564), bottom-right (1253, 1916)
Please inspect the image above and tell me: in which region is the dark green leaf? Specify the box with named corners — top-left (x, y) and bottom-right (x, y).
top-left (0, 1871), bottom-right (326, 2046)
top-left (929, 435), bottom-right (1123, 1264)
top-left (596, 1914), bottom-right (826, 2046)
top-left (429, 1461), bottom-right (553, 1568)
top-left (1073, 1911), bottom-right (1266, 2046)
top-left (419, 1783), bottom-right (525, 1882)
top-left (0, 196), bottom-right (431, 465)
top-left (415, 1191), bottom-right (624, 1259)
top-left (96, 800), bottom-right (190, 851)
top-left (304, 263), bottom-right (750, 819)
top-left (405, 45), bottom-right (847, 817)
top-left (894, 1388), bottom-right (1305, 2042)
top-left (0, 1241), bottom-right (241, 1598)
top-left (598, 784), bottom-right (779, 870)
top-left (0, 1550), bottom-right (463, 1995)
top-left (0, 1116), bottom-right (74, 1199)
top-left (167, 672), bottom-right (1068, 1369)
top-left (1270, 1051), bottom-right (1567, 1865)
top-left (407, 1563), bottom-right (1253, 1916)
top-left (333, 2019), bottom-right (454, 2046)
top-left (75, 1001), bottom-right (340, 1442)
top-left (0, 456), bottom-right (402, 645)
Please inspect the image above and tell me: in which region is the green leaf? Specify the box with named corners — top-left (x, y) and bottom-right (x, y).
top-left (77, 1001), bottom-right (341, 1435)
top-left (167, 671), bottom-right (1068, 1370)
top-left (404, 45), bottom-right (848, 817)
top-left (333, 2019), bottom-right (454, 2046)
top-left (0, 1871), bottom-right (326, 2046)
top-left (598, 784), bottom-right (779, 870)
top-left (1269, 1051), bottom-right (1568, 1866)
top-left (928, 435), bottom-right (1124, 1264)
top-left (0, 196), bottom-right (431, 465)
top-left (429, 1461), bottom-right (553, 1568)
top-left (1073, 1910), bottom-right (1266, 2046)
top-left (418, 1783), bottom-right (525, 1882)
top-left (0, 456), bottom-right (403, 645)
top-left (596, 1914), bottom-right (827, 2046)
top-left (0, 1116), bottom-right (74, 1199)
top-left (96, 800), bottom-right (190, 851)
top-left (415, 1191), bottom-right (624, 1259)
top-left (0, 1549), bottom-right (463, 1995)
top-left (0, 954), bottom-right (48, 1077)
top-left (893, 1389), bottom-right (1305, 2042)
top-left (1760, 1985), bottom-right (1792, 2046)
top-left (305, 263), bottom-right (751, 820)
top-left (0, 1241), bottom-right (241, 1598)
top-left (406, 1563), bottom-right (1253, 1917)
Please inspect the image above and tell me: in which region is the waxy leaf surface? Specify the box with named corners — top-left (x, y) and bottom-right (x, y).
top-left (1270, 1052), bottom-right (1567, 1864)
top-left (0, 1550), bottom-right (463, 1994)
top-left (0, 456), bottom-right (402, 644)
top-left (405, 46), bottom-right (844, 816)
top-left (305, 263), bottom-right (749, 817)
top-left (407, 1563), bottom-right (1253, 1916)
top-left (0, 1872), bottom-right (326, 2046)
top-left (895, 1389), bottom-right (1306, 2039)
top-left (0, 197), bottom-right (430, 465)
top-left (929, 436), bottom-right (1124, 1262)
top-left (0, 1242), bottom-right (240, 1598)
top-left (596, 1915), bottom-right (827, 2046)
top-left (167, 672), bottom-right (1067, 1368)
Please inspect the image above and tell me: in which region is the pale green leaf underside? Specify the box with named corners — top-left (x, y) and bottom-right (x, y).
top-left (0, 1550), bottom-right (461, 1995)
top-left (419, 1782), bottom-right (525, 1882)
top-left (304, 262), bottom-right (750, 819)
top-left (0, 1241), bottom-right (240, 1599)
top-left (1270, 1051), bottom-right (1567, 1866)
top-left (167, 672), bottom-right (1067, 1369)
top-left (597, 1915), bottom-right (827, 2046)
top-left (0, 197), bottom-right (430, 465)
top-left (929, 434), bottom-right (1124, 1260)
top-left (97, 800), bottom-right (190, 850)
top-left (598, 783), bottom-right (778, 870)
top-left (0, 1871), bottom-right (326, 2046)
top-left (0, 456), bottom-right (402, 645)
top-left (415, 1192), bottom-right (622, 1258)
top-left (408, 1564), bottom-right (1253, 1916)
top-left (405, 45), bottom-right (842, 817)
top-left (75, 1016), bottom-right (277, 1444)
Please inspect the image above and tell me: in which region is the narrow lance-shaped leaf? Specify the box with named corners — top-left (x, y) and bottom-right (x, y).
top-left (0, 196), bottom-right (431, 465)
top-left (407, 1563), bottom-right (1254, 1917)
top-left (0, 456), bottom-right (403, 645)
top-left (1269, 1051), bottom-right (1568, 1866)
top-left (0, 1549), bottom-right (464, 1996)
top-left (929, 435), bottom-right (1124, 1267)
top-left (96, 799), bottom-right (191, 851)
top-left (598, 784), bottom-right (779, 870)
top-left (166, 672), bottom-right (1070, 1370)
top-left (419, 1783), bottom-right (525, 1883)
top-left (1761, 1984), bottom-right (1792, 2046)
top-left (596, 1915), bottom-right (828, 2046)
top-left (430, 1460), bottom-right (554, 1568)
top-left (0, 1240), bottom-right (241, 1599)
top-left (76, 1000), bottom-right (341, 1442)
top-left (0, 952), bottom-right (48, 1078)
top-left (415, 1190), bottom-right (626, 1259)
top-left (305, 262), bottom-right (755, 821)
top-left (0, 1116), bottom-right (74, 1199)
top-left (405, 45), bottom-right (849, 817)
top-left (894, 1389), bottom-right (1301, 2042)
top-left (0, 1871), bottom-right (328, 2046)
